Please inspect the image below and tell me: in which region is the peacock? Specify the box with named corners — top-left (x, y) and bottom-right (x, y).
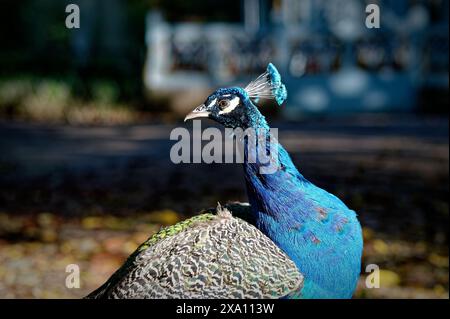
top-left (86, 63), bottom-right (363, 299)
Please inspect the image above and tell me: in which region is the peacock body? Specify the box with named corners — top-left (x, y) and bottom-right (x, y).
top-left (87, 64), bottom-right (363, 299)
top-left (86, 204), bottom-right (303, 299)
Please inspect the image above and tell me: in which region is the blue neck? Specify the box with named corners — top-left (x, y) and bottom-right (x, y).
top-left (240, 110), bottom-right (362, 298)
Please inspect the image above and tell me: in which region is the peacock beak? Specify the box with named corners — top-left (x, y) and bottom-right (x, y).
top-left (184, 104), bottom-right (210, 122)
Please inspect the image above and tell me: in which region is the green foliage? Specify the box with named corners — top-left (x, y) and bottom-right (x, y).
top-left (0, 76), bottom-right (138, 124)
top-left (20, 80), bottom-right (70, 122)
top-left (91, 81), bottom-right (120, 105)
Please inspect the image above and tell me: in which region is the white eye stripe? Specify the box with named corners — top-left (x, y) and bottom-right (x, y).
top-left (218, 96), bottom-right (240, 114)
top-left (207, 98), bottom-right (217, 109)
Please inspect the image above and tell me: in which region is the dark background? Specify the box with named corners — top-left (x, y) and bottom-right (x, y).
top-left (0, 0), bottom-right (448, 298)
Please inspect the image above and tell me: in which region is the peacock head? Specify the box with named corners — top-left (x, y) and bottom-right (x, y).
top-left (184, 63), bottom-right (287, 129)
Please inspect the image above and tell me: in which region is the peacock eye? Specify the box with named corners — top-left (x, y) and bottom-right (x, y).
top-left (218, 99), bottom-right (230, 110)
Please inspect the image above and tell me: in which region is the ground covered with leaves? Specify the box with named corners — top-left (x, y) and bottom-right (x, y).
top-left (0, 115), bottom-right (448, 298)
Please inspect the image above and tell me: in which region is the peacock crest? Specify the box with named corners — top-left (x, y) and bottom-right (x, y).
top-left (244, 63), bottom-right (288, 106)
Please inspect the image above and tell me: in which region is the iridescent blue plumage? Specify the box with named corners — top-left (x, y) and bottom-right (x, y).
top-left (88, 64), bottom-right (362, 299)
top-left (186, 63), bottom-right (363, 298)
top-left (243, 136), bottom-right (363, 298)
top-left (245, 63), bottom-right (287, 106)
top-left (266, 63), bottom-right (287, 105)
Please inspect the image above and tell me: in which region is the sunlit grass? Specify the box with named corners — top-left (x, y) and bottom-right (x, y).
top-left (0, 76), bottom-right (140, 125)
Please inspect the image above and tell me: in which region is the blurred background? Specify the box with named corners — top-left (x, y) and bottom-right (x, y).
top-left (0, 0), bottom-right (448, 298)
